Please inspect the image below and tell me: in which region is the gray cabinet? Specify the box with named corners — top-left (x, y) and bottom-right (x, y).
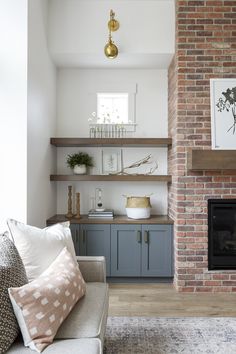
top-left (70, 224), bottom-right (80, 256)
top-left (141, 225), bottom-right (173, 277)
top-left (69, 222), bottom-right (173, 279)
top-left (79, 224), bottom-right (111, 276)
top-left (111, 224), bottom-right (173, 277)
top-left (111, 225), bottom-right (142, 276)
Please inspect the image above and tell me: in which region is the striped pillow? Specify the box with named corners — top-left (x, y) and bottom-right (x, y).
top-left (0, 232), bottom-right (28, 353)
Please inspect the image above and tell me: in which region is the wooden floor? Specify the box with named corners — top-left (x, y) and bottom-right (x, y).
top-left (108, 283), bottom-right (236, 317)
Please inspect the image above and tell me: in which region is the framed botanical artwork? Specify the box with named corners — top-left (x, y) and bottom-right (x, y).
top-left (101, 149), bottom-right (122, 175)
top-left (210, 79), bottom-right (236, 149)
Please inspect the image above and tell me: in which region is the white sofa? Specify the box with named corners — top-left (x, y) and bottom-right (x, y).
top-left (7, 256), bottom-right (109, 354)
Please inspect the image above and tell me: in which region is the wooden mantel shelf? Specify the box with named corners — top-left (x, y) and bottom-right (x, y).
top-left (50, 174), bottom-right (172, 182)
top-left (50, 137), bottom-right (172, 147)
top-left (188, 149), bottom-right (236, 170)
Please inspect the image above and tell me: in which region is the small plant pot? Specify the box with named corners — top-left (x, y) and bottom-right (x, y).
top-left (73, 164), bottom-right (87, 175)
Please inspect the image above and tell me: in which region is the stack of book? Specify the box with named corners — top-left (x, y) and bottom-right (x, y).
top-left (88, 209), bottom-right (114, 219)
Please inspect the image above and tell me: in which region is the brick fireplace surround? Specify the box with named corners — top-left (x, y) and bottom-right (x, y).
top-left (168, 0), bottom-right (236, 292)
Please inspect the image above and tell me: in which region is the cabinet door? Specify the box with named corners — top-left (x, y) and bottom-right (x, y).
top-left (80, 224), bottom-right (111, 276)
top-left (111, 224), bottom-right (142, 276)
top-left (70, 224), bottom-right (80, 256)
top-left (141, 225), bottom-right (173, 277)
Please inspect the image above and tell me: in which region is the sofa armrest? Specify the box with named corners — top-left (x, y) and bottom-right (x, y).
top-left (77, 256), bottom-right (106, 283)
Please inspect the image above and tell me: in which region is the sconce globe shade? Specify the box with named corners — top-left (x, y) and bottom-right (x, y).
top-left (104, 42), bottom-right (118, 59)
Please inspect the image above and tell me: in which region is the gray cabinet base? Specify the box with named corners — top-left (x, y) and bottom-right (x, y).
top-left (107, 277), bottom-right (174, 283)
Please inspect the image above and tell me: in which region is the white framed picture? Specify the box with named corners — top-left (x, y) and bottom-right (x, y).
top-left (210, 78), bottom-right (236, 149)
top-left (101, 149), bottom-right (122, 174)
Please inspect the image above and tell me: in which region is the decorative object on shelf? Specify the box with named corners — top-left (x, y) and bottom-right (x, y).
top-left (102, 149), bottom-right (122, 174)
top-left (75, 192), bottom-right (81, 219)
top-left (89, 123), bottom-right (137, 138)
top-left (66, 152), bottom-right (94, 174)
top-left (124, 195), bottom-right (152, 219)
top-left (88, 111), bottom-right (136, 138)
top-left (90, 196), bottom-right (96, 211)
top-left (66, 185), bottom-right (74, 219)
top-left (88, 209), bottom-right (114, 219)
top-left (210, 78), bottom-right (236, 149)
top-left (104, 10), bottom-right (119, 59)
top-left (73, 164), bottom-right (86, 174)
top-left (95, 188), bottom-right (105, 211)
top-left (114, 154), bottom-right (158, 175)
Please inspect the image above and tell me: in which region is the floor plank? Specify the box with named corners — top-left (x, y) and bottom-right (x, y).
top-left (108, 283), bottom-right (236, 317)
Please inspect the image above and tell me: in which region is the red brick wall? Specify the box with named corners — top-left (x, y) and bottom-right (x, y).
top-left (168, 0), bottom-right (236, 292)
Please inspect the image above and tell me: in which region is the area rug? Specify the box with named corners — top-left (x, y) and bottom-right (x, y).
top-left (104, 317), bottom-right (236, 354)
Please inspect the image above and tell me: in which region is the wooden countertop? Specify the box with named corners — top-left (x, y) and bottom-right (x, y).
top-left (46, 214), bottom-right (174, 225)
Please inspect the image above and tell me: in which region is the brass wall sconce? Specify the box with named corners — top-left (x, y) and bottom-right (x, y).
top-left (104, 10), bottom-right (119, 59)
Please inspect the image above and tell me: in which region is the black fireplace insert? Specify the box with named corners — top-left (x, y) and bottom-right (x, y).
top-left (208, 199), bottom-right (236, 270)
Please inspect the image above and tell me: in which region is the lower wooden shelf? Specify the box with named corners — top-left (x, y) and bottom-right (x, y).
top-left (47, 214), bottom-right (174, 225)
top-left (50, 174), bottom-right (172, 182)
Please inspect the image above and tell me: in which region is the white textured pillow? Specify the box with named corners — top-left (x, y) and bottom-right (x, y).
top-left (7, 219), bottom-right (76, 282)
top-left (8, 247), bottom-right (86, 353)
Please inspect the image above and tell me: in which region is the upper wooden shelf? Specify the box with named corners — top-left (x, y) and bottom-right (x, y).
top-left (50, 174), bottom-right (172, 182)
top-left (187, 149), bottom-right (236, 170)
top-left (50, 138), bottom-right (172, 147)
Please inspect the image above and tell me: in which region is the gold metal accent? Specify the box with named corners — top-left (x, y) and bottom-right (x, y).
top-left (66, 185), bottom-right (74, 218)
top-left (108, 10), bottom-right (119, 32)
top-left (104, 9), bottom-right (119, 59)
top-left (75, 192), bottom-right (81, 219)
top-left (137, 230), bottom-right (142, 243)
top-left (144, 231), bottom-right (149, 244)
top-left (104, 36), bottom-right (118, 59)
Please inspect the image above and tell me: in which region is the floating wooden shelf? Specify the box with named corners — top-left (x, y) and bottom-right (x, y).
top-left (47, 214), bottom-right (174, 225)
top-left (50, 137), bottom-right (172, 147)
top-left (50, 174), bottom-right (172, 182)
top-left (187, 149), bottom-right (236, 170)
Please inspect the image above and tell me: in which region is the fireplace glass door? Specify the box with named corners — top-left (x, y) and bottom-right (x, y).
top-left (208, 199), bottom-right (236, 270)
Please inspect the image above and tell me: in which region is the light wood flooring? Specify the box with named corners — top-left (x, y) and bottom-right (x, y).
top-left (108, 283), bottom-right (236, 317)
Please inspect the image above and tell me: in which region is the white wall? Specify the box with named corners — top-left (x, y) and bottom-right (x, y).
top-left (27, 0), bottom-right (57, 227)
top-left (56, 147), bottom-right (168, 215)
top-left (56, 68), bottom-right (168, 215)
top-left (48, 0), bottom-right (175, 68)
top-left (0, 0), bottom-right (28, 232)
top-left (57, 69), bottom-right (168, 137)
top-left (49, 0), bottom-right (174, 54)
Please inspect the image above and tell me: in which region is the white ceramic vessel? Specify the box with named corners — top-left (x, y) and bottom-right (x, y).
top-left (73, 164), bottom-right (86, 174)
top-left (126, 207), bottom-right (151, 219)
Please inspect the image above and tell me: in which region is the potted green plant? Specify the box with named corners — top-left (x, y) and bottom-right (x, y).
top-left (66, 152), bottom-right (94, 174)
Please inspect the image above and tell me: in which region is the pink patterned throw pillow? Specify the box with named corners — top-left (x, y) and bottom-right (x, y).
top-left (8, 248), bottom-right (86, 353)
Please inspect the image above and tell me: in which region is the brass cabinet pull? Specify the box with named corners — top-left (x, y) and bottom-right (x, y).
top-left (144, 230), bottom-right (149, 244)
top-left (137, 230), bottom-right (142, 243)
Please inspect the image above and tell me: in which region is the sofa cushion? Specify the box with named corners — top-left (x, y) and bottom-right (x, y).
top-left (7, 338), bottom-right (102, 354)
top-left (7, 219), bottom-right (76, 281)
top-left (8, 247), bottom-right (86, 353)
top-left (56, 282), bottom-right (109, 340)
top-left (0, 232), bottom-right (28, 354)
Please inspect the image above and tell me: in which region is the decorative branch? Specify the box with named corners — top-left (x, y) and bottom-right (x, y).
top-left (111, 154), bottom-right (158, 175)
